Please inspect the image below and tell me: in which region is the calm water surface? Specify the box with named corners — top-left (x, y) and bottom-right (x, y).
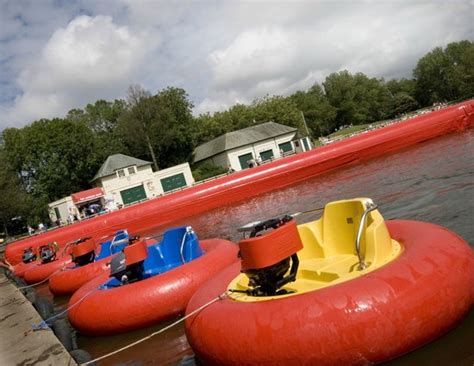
top-left (50, 129), bottom-right (473, 365)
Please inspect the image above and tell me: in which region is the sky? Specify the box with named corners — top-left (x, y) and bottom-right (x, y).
top-left (0, 0), bottom-right (472, 131)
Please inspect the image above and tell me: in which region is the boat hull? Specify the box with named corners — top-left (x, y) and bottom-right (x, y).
top-left (68, 239), bottom-right (238, 335)
top-left (13, 261), bottom-right (38, 278)
top-left (184, 220), bottom-right (474, 365)
top-left (23, 255), bottom-right (72, 284)
top-left (49, 257), bottom-right (110, 296)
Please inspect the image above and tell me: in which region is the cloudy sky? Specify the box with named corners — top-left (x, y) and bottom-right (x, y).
top-left (0, 0), bottom-right (472, 131)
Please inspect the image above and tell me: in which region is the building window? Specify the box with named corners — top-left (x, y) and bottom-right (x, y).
top-left (259, 149), bottom-right (274, 162)
top-left (128, 166), bottom-right (136, 175)
top-left (278, 141), bottom-right (293, 155)
top-left (117, 169), bottom-right (125, 178)
top-left (238, 153), bottom-right (254, 170)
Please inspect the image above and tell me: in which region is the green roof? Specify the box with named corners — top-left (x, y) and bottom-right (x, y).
top-left (91, 154), bottom-right (151, 182)
top-left (193, 122), bottom-right (297, 163)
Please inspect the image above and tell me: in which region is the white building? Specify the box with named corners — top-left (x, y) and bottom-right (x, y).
top-left (193, 122), bottom-right (312, 171)
top-left (91, 154), bottom-right (158, 206)
top-left (48, 154), bottom-right (194, 223)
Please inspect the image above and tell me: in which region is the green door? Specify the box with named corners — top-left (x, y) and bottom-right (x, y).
top-left (302, 138), bottom-right (310, 151)
top-left (259, 149), bottom-right (274, 162)
top-left (120, 185), bottom-right (147, 205)
top-left (54, 207), bottom-right (61, 219)
top-left (161, 173), bottom-right (187, 193)
top-left (238, 153), bottom-right (254, 170)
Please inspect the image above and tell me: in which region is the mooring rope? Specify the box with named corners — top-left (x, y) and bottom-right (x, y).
top-left (17, 265), bottom-right (67, 290)
top-left (34, 286), bottom-right (100, 330)
top-left (81, 291), bottom-right (229, 365)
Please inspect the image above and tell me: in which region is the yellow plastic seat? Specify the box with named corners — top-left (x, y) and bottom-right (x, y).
top-left (229, 198), bottom-right (402, 302)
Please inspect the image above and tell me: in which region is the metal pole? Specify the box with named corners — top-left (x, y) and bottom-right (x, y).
top-left (355, 203), bottom-right (378, 270)
top-left (2, 222), bottom-right (8, 242)
top-left (300, 111), bottom-right (311, 136)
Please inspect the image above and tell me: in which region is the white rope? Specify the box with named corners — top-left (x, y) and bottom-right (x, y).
top-left (17, 265), bottom-right (66, 289)
top-left (35, 286), bottom-right (99, 329)
top-left (81, 291), bottom-right (229, 365)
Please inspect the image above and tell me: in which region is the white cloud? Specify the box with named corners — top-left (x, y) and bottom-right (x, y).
top-left (0, 1), bottom-right (472, 127)
top-left (2, 14), bottom-right (154, 128)
top-left (196, 1), bottom-right (473, 114)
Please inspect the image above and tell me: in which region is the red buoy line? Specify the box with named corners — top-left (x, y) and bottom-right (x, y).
top-left (5, 100), bottom-right (474, 266)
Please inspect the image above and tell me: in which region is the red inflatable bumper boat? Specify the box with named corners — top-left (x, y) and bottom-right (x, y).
top-left (20, 243), bottom-right (72, 284)
top-left (185, 198), bottom-right (474, 365)
top-left (69, 227), bottom-right (238, 335)
top-left (49, 230), bottom-right (132, 295)
top-left (12, 247), bottom-right (39, 278)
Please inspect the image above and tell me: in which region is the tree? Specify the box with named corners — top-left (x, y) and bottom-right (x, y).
top-left (119, 85), bottom-right (160, 170)
top-left (192, 112), bottom-right (228, 146)
top-left (118, 86), bottom-right (197, 170)
top-left (191, 103), bottom-right (259, 148)
top-left (66, 100), bottom-right (130, 173)
top-left (153, 87), bottom-right (195, 167)
top-left (0, 149), bottom-right (29, 234)
top-left (385, 78), bottom-right (416, 97)
top-left (251, 95), bottom-right (302, 130)
top-left (192, 161), bottom-right (227, 181)
top-left (290, 84), bottom-right (337, 137)
top-left (2, 118), bottom-right (96, 202)
top-left (413, 40), bottom-right (474, 106)
top-left (390, 92), bottom-right (418, 117)
top-left (79, 99), bottom-right (126, 133)
top-left (323, 70), bottom-right (391, 128)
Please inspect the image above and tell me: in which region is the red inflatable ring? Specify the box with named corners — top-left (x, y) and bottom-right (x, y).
top-left (49, 257), bottom-right (109, 296)
top-left (68, 239), bottom-right (238, 335)
top-left (13, 260), bottom-right (38, 278)
top-left (185, 220), bottom-right (474, 365)
top-left (49, 238), bottom-right (156, 296)
top-left (23, 255), bottom-right (72, 284)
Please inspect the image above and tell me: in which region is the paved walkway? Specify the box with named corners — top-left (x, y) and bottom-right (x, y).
top-left (0, 272), bottom-right (76, 366)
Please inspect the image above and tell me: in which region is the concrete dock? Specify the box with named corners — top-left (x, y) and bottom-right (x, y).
top-left (0, 272), bottom-right (76, 366)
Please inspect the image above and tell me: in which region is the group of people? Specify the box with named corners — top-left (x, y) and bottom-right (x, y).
top-left (247, 157), bottom-right (261, 169)
top-left (27, 223), bottom-right (47, 236)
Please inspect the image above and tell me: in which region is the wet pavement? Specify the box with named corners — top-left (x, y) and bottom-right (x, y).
top-left (0, 272), bottom-right (76, 366)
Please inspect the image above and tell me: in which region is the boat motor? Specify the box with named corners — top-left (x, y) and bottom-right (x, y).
top-left (39, 243), bottom-right (58, 264)
top-left (237, 215), bottom-right (303, 296)
top-left (22, 247), bottom-right (37, 263)
top-left (71, 237), bottom-right (96, 267)
top-left (110, 239), bottom-right (148, 285)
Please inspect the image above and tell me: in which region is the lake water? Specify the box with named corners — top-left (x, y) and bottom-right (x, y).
top-left (49, 128), bottom-right (474, 365)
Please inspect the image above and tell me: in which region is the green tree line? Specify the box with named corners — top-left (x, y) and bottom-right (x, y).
top-left (0, 40), bottom-right (472, 233)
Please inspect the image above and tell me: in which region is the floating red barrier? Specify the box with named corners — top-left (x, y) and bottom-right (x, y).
top-left (184, 220), bottom-right (474, 365)
top-left (5, 100), bottom-right (474, 265)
